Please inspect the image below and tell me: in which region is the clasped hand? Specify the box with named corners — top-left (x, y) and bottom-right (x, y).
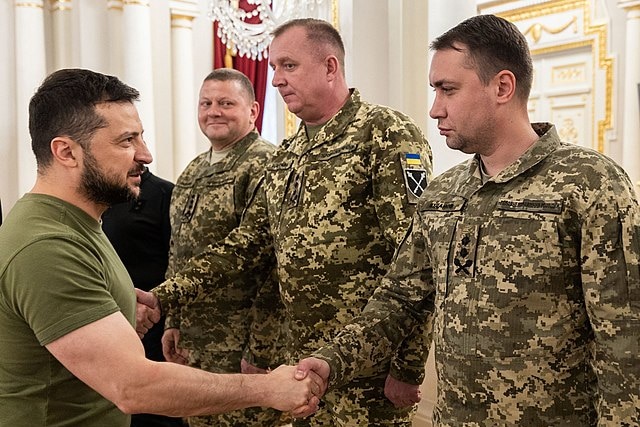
top-left (135, 288), bottom-right (161, 338)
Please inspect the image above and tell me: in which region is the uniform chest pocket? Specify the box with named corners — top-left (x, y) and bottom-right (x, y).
top-left (419, 199), bottom-right (465, 306)
top-left (263, 161), bottom-right (295, 231)
top-left (305, 149), bottom-right (368, 230)
top-left (175, 174), bottom-right (235, 190)
top-left (264, 160), bottom-right (293, 186)
top-left (306, 144), bottom-right (359, 162)
top-left (473, 207), bottom-right (573, 357)
top-left (480, 208), bottom-right (563, 295)
top-left (204, 176), bottom-right (235, 188)
top-left (174, 176), bottom-right (236, 224)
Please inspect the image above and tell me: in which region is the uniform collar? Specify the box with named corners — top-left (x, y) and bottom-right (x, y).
top-left (290, 89), bottom-right (362, 155)
top-left (199, 128), bottom-right (261, 175)
top-left (470, 122), bottom-right (558, 184)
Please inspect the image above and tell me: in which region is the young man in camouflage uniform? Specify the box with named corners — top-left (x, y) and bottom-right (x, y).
top-left (143, 18), bottom-right (433, 426)
top-left (298, 14), bottom-right (640, 426)
top-left (159, 69), bottom-right (285, 427)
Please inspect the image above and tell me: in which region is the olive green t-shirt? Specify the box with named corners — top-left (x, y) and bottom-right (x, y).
top-left (0, 194), bottom-right (136, 426)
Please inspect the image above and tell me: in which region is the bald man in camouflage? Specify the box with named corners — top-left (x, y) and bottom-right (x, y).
top-left (143, 18), bottom-right (433, 427)
top-left (298, 14), bottom-right (640, 426)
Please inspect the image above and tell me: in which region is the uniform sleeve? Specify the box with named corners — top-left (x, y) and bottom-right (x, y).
top-left (242, 269), bottom-right (287, 369)
top-left (152, 179), bottom-right (274, 316)
top-left (161, 183), bottom-right (174, 260)
top-left (314, 215), bottom-right (436, 388)
top-left (231, 145), bottom-right (287, 369)
top-left (242, 151), bottom-right (288, 369)
top-left (580, 172), bottom-right (640, 425)
top-left (370, 110), bottom-right (432, 244)
top-left (162, 184), bottom-right (180, 329)
top-left (370, 110), bottom-right (434, 385)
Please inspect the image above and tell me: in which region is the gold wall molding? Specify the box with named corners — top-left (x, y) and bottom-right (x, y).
top-left (331, 0), bottom-right (340, 30)
top-left (171, 13), bottom-right (196, 22)
top-left (123, 0), bottom-right (150, 7)
top-left (49, 0), bottom-right (71, 12)
top-left (618, 0), bottom-right (640, 12)
top-left (523, 15), bottom-right (577, 43)
top-left (15, 2), bottom-right (44, 8)
top-left (496, 0), bottom-right (613, 153)
top-left (285, 107), bottom-right (297, 138)
top-left (107, 0), bottom-right (123, 11)
top-left (551, 62), bottom-right (587, 84)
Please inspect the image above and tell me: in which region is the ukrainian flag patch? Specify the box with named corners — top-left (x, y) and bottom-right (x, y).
top-left (406, 153), bottom-right (422, 166)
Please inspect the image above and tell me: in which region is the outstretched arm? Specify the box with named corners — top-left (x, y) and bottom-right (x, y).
top-left (310, 216), bottom-right (436, 389)
top-left (369, 110), bottom-right (433, 401)
top-left (47, 311), bottom-right (322, 417)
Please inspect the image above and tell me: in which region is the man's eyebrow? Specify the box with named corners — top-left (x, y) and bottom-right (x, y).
top-left (116, 130), bottom-right (141, 140)
top-left (271, 55), bottom-right (294, 64)
top-left (430, 79), bottom-right (451, 88)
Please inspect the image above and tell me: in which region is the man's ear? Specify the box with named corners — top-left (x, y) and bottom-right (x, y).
top-left (495, 70), bottom-right (517, 104)
top-left (325, 55), bottom-right (340, 82)
top-left (51, 137), bottom-right (80, 168)
top-left (250, 100), bottom-right (260, 123)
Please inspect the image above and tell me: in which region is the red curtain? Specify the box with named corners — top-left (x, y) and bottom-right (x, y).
top-left (213, 0), bottom-right (269, 133)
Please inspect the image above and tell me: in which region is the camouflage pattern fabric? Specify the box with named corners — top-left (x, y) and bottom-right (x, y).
top-left (314, 123), bottom-right (640, 426)
top-left (164, 130), bottom-right (285, 427)
top-left (154, 90), bottom-right (433, 426)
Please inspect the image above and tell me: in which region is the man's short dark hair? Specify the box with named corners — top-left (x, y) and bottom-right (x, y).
top-left (29, 68), bottom-right (140, 170)
top-left (203, 68), bottom-right (256, 102)
top-left (430, 14), bottom-right (533, 102)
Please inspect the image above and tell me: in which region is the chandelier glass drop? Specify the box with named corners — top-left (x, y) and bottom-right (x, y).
top-left (209, 0), bottom-right (327, 60)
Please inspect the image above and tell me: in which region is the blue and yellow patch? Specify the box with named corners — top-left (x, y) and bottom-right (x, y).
top-left (406, 153), bottom-right (422, 166)
top-left (402, 153), bottom-right (427, 202)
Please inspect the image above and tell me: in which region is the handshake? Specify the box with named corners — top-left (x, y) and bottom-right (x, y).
top-left (135, 289), bottom-right (421, 418)
top-left (134, 289), bottom-right (331, 418)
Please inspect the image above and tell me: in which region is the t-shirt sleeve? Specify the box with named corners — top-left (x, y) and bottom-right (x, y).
top-left (5, 237), bottom-right (121, 346)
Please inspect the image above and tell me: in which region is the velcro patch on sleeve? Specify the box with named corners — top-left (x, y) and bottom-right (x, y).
top-left (402, 153), bottom-right (427, 203)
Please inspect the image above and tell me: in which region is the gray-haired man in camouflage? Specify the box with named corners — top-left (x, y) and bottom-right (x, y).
top-left (159, 69), bottom-right (285, 427)
top-left (298, 14), bottom-right (640, 426)
top-left (141, 18), bottom-right (433, 426)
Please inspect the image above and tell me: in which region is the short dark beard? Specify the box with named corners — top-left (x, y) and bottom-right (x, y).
top-left (79, 150), bottom-right (139, 206)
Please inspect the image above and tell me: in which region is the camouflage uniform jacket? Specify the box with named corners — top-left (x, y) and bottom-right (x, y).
top-left (315, 123), bottom-right (640, 426)
top-left (155, 89), bottom-right (433, 384)
top-left (164, 129), bottom-right (281, 370)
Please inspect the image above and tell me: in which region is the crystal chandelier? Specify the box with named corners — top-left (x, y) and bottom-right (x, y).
top-left (209, 0), bottom-right (327, 60)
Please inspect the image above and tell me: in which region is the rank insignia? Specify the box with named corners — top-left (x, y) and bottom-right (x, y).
top-left (286, 170), bottom-right (304, 208)
top-left (180, 193), bottom-right (200, 223)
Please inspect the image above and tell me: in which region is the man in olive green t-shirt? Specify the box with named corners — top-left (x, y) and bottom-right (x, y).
top-left (0, 68), bottom-right (322, 427)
